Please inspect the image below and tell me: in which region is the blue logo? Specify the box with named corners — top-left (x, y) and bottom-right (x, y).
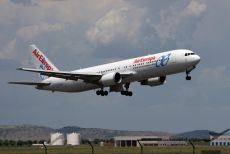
top-left (156, 53), bottom-right (171, 67)
top-left (40, 64), bottom-right (45, 70)
top-left (39, 64), bottom-right (45, 80)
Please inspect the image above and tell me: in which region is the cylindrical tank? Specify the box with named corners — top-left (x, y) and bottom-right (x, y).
top-left (67, 133), bottom-right (80, 146)
top-left (100, 141), bottom-right (104, 147)
top-left (50, 132), bottom-right (64, 145)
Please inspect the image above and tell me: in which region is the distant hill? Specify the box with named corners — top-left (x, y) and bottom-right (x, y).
top-left (173, 130), bottom-right (217, 140)
top-left (0, 124), bottom-right (172, 141)
top-left (58, 126), bottom-right (172, 139)
top-left (0, 124), bottom-right (53, 141)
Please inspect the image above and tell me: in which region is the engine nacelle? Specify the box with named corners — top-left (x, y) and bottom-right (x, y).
top-left (140, 76), bottom-right (166, 87)
top-left (99, 72), bottom-right (122, 86)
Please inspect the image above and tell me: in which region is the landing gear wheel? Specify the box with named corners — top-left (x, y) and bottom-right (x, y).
top-left (186, 76), bottom-right (191, 80)
top-left (96, 90), bottom-right (100, 95)
top-left (104, 91), bottom-right (108, 96)
top-left (121, 83), bottom-right (133, 96)
top-left (96, 89), bottom-right (109, 96)
top-left (121, 91), bottom-right (126, 95)
top-left (121, 91), bottom-right (133, 96)
top-left (186, 70), bottom-right (192, 81)
top-left (128, 91), bottom-right (133, 96)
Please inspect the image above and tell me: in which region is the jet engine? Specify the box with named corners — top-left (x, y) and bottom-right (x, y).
top-left (99, 72), bottom-right (122, 86)
top-left (140, 76), bottom-right (166, 87)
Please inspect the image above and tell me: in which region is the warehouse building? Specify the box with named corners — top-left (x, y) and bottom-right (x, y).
top-left (114, 136), bottom-right (187, 147)
top-left (210, 135), bottom-right (230, 146)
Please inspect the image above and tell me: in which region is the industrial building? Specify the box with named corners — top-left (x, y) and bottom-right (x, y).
top-left (50, 132), bottom-right (81, 146)
top-left (50, 133), bottom-right (65, 146)
top-left (210, 135), bottom-right (230, 146)
top-left (114, 136), bottom-right (187, 147)
top-left (67, 133), bottom-right (81, 146)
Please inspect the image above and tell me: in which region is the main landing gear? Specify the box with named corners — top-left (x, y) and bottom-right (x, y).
top-left (96, 89), bottom-right (108, 96)
top-left (96, 83), bottom-right (133, 96)
top-left (121, 91), bottom-right (133, 96)
top-left (121, 83), bottom-right (133, 96)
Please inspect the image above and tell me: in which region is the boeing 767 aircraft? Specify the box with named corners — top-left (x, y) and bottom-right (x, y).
top-left (9, 45), bottom-right (200, 96)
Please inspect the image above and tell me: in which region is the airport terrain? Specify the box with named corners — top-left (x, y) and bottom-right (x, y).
top-left (0, 124), bottom-right (172, 141)
top-left (1, 146), bottom-right (230, 154)
top-left (0, 124), bottom-right (218, 141)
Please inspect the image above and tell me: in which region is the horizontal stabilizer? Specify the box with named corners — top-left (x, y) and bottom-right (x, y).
top-left (8, 82), bottom-right (50, 86)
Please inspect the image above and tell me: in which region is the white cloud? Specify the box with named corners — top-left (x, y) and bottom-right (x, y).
top-left (17, 22), bottom-right (64, 41)
top-left (184, 0), bottom-right (207, 16)
top-left (30, 0), bottom-right (129, 24)
top-left (86, 7), bottom-right (144, 45)
top-left (0, 0), bottom-right (129, 61)
top-left (152, 0), bottom-right (207, 43)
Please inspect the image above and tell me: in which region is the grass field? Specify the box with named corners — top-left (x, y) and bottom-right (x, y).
top-left (0, 145), bottom-right (230, 154)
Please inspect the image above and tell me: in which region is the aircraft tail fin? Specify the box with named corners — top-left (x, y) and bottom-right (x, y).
top-left (30, 44), bottom-right (59, 80)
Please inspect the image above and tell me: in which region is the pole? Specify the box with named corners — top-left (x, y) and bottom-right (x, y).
top-left (42, 142), bottom-right (47, 154)
top-left (137, 140), bottom-right (143, 154)
top-left (87, 140), bottom-right (94, 154)
top-left (188, 140), bottom-right (195, 154)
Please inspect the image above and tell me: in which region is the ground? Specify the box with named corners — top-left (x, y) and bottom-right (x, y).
top-left (0, 146), bottom-right (230, 154)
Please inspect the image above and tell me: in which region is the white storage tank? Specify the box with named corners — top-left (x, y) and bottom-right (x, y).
top-left (67, 133), bottom-right (81, 146)
top-left (50, 132), bottom-right (64, 146)
top-left (100, 142), bottom-right (104, 147)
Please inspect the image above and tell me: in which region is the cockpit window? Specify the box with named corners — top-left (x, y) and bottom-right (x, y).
top-left (185, 52), bottom-right (195, 56)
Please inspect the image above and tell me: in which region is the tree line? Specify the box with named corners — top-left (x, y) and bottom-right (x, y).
top-left (0, 140), bottom-right (45, 147)
top-left (0, 138), bottom-right (114, 147)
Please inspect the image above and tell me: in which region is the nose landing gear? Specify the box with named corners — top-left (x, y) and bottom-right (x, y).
top-left (186, 70), bottom-right (191, 80)
top-left (185, 66), bottom-right (196, 81)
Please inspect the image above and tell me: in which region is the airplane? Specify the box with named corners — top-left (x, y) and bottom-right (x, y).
top-left (9, 45), bottom-right (200, 96)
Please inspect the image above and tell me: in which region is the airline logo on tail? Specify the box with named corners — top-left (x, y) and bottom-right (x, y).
top-left (32, 49), bottom-right (53, 71)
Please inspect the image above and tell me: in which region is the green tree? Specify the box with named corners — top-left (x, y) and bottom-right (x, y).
top-left (0, 140), bottom-right (3, 146)
top-left (38, 140), bottom-right (45, 144)
top-left (17, 140), bottom-right (23, 146)
top-left (3, 140), bottom-right (9, 146)
top-left (25, 140), bottom-right (33, 146)
top-left (33, 140), bottom-right (38, 144)
top-left (9, 140), bottom-right (16, 146)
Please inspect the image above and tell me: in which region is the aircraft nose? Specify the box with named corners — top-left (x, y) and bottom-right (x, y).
top-left (193, 55), bottom-right (201, 64)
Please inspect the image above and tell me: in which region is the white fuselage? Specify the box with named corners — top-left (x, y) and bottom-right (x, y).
top-left (40, 49), bottom-right (200, 92)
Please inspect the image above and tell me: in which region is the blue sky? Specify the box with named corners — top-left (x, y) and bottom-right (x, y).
top-left (0, 0), bottom-right (230, 133)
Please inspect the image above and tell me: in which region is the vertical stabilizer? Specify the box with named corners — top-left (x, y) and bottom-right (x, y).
top-left (30, 44), bottom-right (59, 80)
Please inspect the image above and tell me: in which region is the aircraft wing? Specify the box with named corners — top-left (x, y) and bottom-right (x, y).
top-left (17, 67), bottom-right (102, 81)
top-left (8, 81), bottom-right (50, 86)
top-left (17, 68), bottom-right (135, 83)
